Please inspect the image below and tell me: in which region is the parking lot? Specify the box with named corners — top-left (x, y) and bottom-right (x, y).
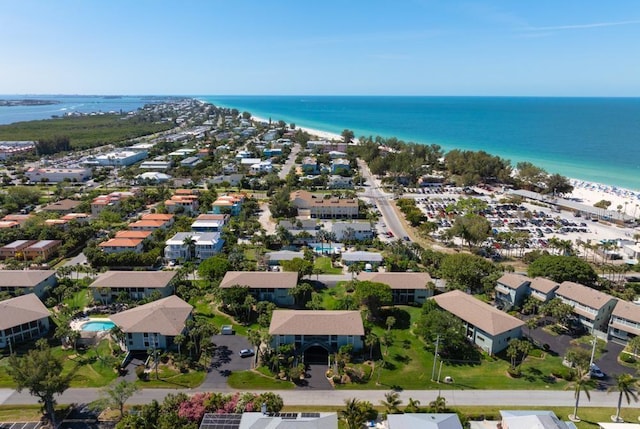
top-left (200, 334), bottom-right (253, 390)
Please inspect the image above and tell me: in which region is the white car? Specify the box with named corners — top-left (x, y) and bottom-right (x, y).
top-left (239, 349), bottom-right (254, 358)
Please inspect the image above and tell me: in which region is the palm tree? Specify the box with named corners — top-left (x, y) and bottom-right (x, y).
top-left (340, 398), bottom-right (367, 429)
top-left (609, 374), bottom-right (638, 422)
top-left (380, 390), bottom-right (402, 415)
top-left (429, 395), bottom-right (447, 413)
top-left (567, 368), bottom-right (591, 421)
top-left (405, 397), bottom-right (421, 413)
top-left (365, 332), bottom-right (378, 360)
top-left (182, 235), bottom-right (197, 261)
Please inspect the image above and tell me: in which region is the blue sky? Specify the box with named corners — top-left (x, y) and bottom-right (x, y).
top-left (1, 0), bottom-right (639, 96)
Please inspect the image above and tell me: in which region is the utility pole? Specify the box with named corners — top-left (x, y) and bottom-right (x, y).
top-left (431, 334), bottom-right (440, 381)
top-left (589, 333), bottom-right (597, 368)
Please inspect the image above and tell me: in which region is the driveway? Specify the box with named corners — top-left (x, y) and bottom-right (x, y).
top-left (296, 364), bottom-right (333, 390)
top-left (526, 317), bottom-right (574, 357)
top-left (594, 341), bottom-right (630, 386)
top-left (200, 335), bottom-right (253, 390)
top-left (527, 318), bottom-right (631, 385)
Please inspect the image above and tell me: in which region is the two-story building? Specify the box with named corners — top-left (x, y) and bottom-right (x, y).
top-left (269, 310), bottom-right (364, 364)
top-left (99, 238), bottom-right (144, 254)
top-left (358, 272), bottom-right (433, 305)
top-left (128, 213), bottom-right (174, 231)
top-left (528, 277), bottom-right (560, 303)
top-left (0, 270), bottom-right (57, 298)
top-left (608, 300), bottom-right (640, 343)
top-left (89, 271), bottom-right (177, 304)
top-left (290, 190), bottom-right (359, 219)
top-left (90, 191), bottom-right (136, 216)
top-left (433, 290), bottom-right (524, 354)
top-left (211, 194), bottom-right (245, 216)
top-left (23, 240), bottom-right (62, 261)
top-left (555, 281), bottom-right (618, 333)
top-left (0, 294), bottom-right (50, 349)
top-left (494, 273), bottom-right (531, 310)
top-left (330, 221), bottom-right (374, 242)
top-left (220, 271), bottom-right (298, 306)
top-left (110, 295), bottom-right (193, 352)
top-left (191, 214), bottom-right (229, 233)
top-left (164, 232), bottom-right (224, 262)
top-left (0, 240), bottom-right (38, 260)
top-left (165, 193), bottom-right (200, 215)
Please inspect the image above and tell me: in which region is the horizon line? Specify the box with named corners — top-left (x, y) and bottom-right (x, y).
top-left (2, 93), bottom-right (640, 99)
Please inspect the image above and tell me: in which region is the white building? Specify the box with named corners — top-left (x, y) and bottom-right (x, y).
top-left (164, 232), bottom-right (224, 262)
top-left (26, 167), bottom-right (91, 183)
top-left (93, 150), bottom-right (147, 166)
top-left (250, 161), bottom-right (273, 173)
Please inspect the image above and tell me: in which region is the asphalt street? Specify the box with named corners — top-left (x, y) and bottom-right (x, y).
top-left (0, 388), bottom-right (636, 409)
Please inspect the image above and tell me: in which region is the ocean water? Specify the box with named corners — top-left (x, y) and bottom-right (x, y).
top-left (203, 96), bottom-right (640, 191)
top-left (0, 95), bottom-right (166, 125)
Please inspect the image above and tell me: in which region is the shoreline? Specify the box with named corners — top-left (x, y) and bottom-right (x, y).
top-left (250, 114), bottom-right (349, 142)
top-left (250, 114), bottom-right (640, 218)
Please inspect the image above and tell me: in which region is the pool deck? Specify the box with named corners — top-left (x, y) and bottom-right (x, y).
top-left (70, 317), bottom-right (113, 332)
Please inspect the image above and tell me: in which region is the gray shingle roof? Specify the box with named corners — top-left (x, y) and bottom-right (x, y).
top-left (497, 273), bottom-right (531, 290)
top-left (269, 310), bottom-right (364, 336)
top-left (556, 281), bottom-right (617, 310)
top-left (357, 272), bottom-right (431, 290)
top-left (0, 270), bottom-right (56, 287)
top-left (89, 271), bottom-right (177, 289)
top-left (0, 293), bottom-right (49, 330)
top-left (220, 271), bottom-right (298, 289)
top-left (433, 290), bottom-right (524, 336)
top-left (109, 295), bottom-right (192, 335)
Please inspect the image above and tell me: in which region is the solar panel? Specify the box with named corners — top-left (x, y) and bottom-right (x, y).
top-left (200, 413), bottom-right (242, 429)
top-left (301, 412), bottom-right (321, 418)
top-left (280, 413), bottom-right (298, 419)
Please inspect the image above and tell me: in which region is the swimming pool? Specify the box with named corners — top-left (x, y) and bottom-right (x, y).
top-left (81, 321), bottom-right (116, 332)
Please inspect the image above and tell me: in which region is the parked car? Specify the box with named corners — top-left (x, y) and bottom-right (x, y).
top-left (590, 363), bottom-right (605, 379)
top-left (239, 349), bottom-right (255, 358)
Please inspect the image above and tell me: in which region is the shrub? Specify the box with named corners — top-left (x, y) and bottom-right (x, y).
top-left (551, 367), bottom-right (575, 381)
top-left (529, 349), bottom-right (544, 358)
top-left (507, 367), bottom-right (522, 378)
top-left (135, 365), bottom-right (148, 381)
top-left (621, 353), bottom-right (636, 364)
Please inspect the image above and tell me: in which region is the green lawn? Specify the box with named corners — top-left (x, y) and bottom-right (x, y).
top-left (63, 289), bottom-right (91, 312)
top-left (227, 369), bottom-right (295, 390)
top-left (335, 306), bottom-right (570, 391)
top-left (314, 257), bottom-right (343, 274)
top-left (136, 365), bottom-right (206, 389)
top-left (0, 339), bottom-right (119, 388)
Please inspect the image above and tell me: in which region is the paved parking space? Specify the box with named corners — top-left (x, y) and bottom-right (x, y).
top-left (296, 364), bottom-right (333, 390)
top-left (200, 334), bottom-right (253, 390)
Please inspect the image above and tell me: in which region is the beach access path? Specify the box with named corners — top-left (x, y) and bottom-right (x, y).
top-left (0, 387), bottom-right (633, 409)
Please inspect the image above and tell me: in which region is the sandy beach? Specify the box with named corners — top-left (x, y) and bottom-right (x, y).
top-left (251, 114), bottom-right (349, 142)
top-left (251, 114), bottom-right (638, 218)
top-left (568, 179), bottom-right (640, 218)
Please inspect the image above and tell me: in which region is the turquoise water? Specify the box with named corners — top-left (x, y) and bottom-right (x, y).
top-left (203, 96), bottom-right (640, 191)
top-left (81, 321), bottom-right (116, 332)
top-left (2, 94), bottom-right (639, 190)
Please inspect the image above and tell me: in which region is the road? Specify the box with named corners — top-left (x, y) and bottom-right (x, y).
top-left (0, 387), bottom-right (634, 409)
top-left (357, 159), bottom-right (409, 240)
top-left (278, 144), bottom-right (300, 179)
